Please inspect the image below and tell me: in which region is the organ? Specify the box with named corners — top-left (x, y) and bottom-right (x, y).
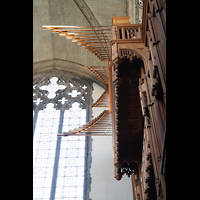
top-left (43, 0), bottom-right (166, 199)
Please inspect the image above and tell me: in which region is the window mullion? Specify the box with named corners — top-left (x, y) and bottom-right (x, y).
top-left (33, 108), bottom-right (39, 138)
top-left (83, 88), bottom-right (93, 200)
top-left (50, 108), bottom-right (64, 200)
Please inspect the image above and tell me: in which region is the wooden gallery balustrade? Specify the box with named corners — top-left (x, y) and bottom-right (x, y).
top-left (110, 0), bottom-right (166, 199)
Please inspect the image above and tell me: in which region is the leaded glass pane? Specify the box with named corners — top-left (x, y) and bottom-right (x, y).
top-left (33, 103), bottom-right (60, 199)
top-left (55, 102), bottom-right (86, 200)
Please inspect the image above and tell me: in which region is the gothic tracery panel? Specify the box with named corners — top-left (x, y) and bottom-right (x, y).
top-left (33, 71), bottom-right (93, 111)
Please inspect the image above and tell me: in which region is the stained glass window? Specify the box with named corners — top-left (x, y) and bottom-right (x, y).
top-left (33, 73), bottom-right (92, 200)
top-left (33, 103), bottom-right (60, 199)
top-left (55, 103), bottom-right (86, 199)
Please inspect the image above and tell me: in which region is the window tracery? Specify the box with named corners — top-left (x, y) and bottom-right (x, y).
top-left (33, 72), bottom-right (92, 111)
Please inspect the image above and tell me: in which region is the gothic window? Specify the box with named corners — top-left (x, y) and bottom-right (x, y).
top-left (33, 71), bottom-right (93, 200)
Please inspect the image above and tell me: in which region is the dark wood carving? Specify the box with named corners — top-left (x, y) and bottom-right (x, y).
top-left (115, 58), bottom-right (144, 180)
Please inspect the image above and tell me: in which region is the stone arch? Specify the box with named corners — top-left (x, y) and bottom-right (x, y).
top-left (33, 58), bottom-right (106, 88)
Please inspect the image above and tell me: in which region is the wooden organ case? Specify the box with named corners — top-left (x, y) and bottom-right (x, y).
top-left (111, 0), bottom-right (166, 199)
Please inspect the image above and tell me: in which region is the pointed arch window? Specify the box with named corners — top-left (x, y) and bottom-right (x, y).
top-left (33, 71), bottom-right (93, 200)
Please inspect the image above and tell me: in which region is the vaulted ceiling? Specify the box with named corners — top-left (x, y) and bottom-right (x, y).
top-left (33, 0), bottom-right (128, 87)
